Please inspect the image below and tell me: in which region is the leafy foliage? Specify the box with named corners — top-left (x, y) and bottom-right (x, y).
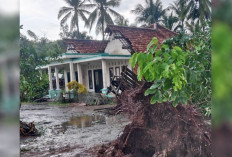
top-left (67, 81), bottom-right (87, 94)
top-left (130, 26), bottom-right (211, 115)
top-left (130, 37), bottom-right (188, 107)
top-left (20, 34), bottom-right (64, 101)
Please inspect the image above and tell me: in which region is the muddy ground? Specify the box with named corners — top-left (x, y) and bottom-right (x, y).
top-left (20, 103), bottom-right (130, 157)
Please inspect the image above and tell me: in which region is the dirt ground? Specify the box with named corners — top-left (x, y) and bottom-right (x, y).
top-left (20, 103), bottom-right (131, 157)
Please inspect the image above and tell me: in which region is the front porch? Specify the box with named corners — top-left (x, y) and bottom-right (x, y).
top-left (39, 54), bottom-right (132, 98)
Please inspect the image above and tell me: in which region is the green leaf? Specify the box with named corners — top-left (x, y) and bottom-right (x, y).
top-left (155, 50), bottom-right (162, 57)
top-left (171, 50), bottom-right (178, 59)
top-left (137, 67), bottom-right (143, 81)
top-left (129, 53), bottom-right (138, 68)
top-left (171, 91), bottom-right (178, 101)
top-left (151, 91), bottom-right (162, 104)
top-left (145, 88), bottom-right (156, 96)
top-left (147, 37), bottom-right (158, 52)
top-left (137, 53), bottom-right (145, 67)
top-left (143, 61), bottom-right (154, 73)
top-left (173, 99), bottom-right (179, 107)
top-left (174, 46), bottom-right (182, 53)
top-left (155, 56), bottom-right (162, 62)
top-left (151, 94), bottom-right (158, 104)
top-left (150, 83), bottom-right (159, 89)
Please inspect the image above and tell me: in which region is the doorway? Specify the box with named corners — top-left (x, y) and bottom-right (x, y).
top-left (94, 69), bottom-right (103, 93)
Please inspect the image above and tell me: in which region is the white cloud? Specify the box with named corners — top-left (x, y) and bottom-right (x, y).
top-left (0, 0), bottom-right (19, 15)
top-left (20, 0), bottom-right (175, 41)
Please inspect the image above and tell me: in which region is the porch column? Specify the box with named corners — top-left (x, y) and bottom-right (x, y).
top-left (48, 66), bottom-right (53, 90)
top-left (55, 67), bottom-right (60, 90)
top-left (69, 62), bottom-right (75, 81)
top-left (64, 69), bottom-right (68, 91)
top-left (102, 60), bottom-right (107, 89)
top-left (77, 63), bottom-right (83, 84)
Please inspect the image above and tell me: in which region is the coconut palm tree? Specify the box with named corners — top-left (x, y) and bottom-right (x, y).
top-left (162, 12), bottom-right (178, 31)
top-left (58, 0), bottom-right (92, 36)
top-left (131, 0), bottom-right (165, 25)
top-left (86, 0), bottom-right (122, 40)
top-left (187, 0), bottom-right (211, 24)
top-left (168, 0), bottom-right (189, 31)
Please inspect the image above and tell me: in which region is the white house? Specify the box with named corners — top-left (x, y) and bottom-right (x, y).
top-left (38, 24), bottom-right (177, 98)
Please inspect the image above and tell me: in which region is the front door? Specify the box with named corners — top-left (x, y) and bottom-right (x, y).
top-left (94, 69), bottom-right (103, 93)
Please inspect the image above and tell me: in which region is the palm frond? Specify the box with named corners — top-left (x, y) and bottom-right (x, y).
top-left (58, 7), bottom-right (73, 19)
top-left (104, 11), bottom-right (114, 24)
top-left (108, 8), bottom-right (122, 19)
top-left (131, 4), bottom-right (144, 14)
top-left (60, 11), bottom-right (72, 26)
top-left (70, 12), bottom-right (78, 31)
top-left (106, 0), bottom-right (120, 7)
top-left (79, 11), bottom-right (88, 23)
top-left (86, 8), bottom-right (98, 31)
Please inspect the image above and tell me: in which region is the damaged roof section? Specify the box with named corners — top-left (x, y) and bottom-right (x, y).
top-left (63, 39), bottom-right (109, 54)
top-left (105, 23), bottom-right (177, 53)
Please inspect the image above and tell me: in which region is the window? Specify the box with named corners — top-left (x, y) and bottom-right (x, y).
top-left (75, 72), bottom-right (78, 82)
top-left (115, 67), bottom-right (120, 76)
top-left (88, 70), bottom-right (93, 89)
top-left (109, 68), bottom-right (114, 81)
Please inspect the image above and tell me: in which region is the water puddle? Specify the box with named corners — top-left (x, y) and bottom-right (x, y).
top-left (61, 115), bottom-right (106, 130)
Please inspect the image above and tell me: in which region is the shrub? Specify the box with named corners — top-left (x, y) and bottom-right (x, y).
top-left (66, 81), bottom-right (87, 94)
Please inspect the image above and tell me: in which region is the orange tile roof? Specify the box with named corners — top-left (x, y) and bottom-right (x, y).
top-left (106, 24), bottom-right (177, 52)
top-left (63, 39), bottom-right (109, 54)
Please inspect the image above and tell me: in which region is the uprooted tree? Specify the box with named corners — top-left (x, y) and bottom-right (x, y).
top-left (97, 26), bottom-right (211, 157)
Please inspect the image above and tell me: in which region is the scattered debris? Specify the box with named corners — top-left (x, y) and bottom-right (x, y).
top-left (107, 66), bottom-right (143, 96)
top-left (33, 95), bottom-right (50, 103)
top-left (20, 121), bottom-right (39, 137)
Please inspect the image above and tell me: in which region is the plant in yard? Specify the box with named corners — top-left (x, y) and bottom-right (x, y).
top-left (67, 81), bottom-right (87, 94)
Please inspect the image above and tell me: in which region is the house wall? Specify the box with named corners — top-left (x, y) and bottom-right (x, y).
top-left (85, 59), bottom-right (131, 92)
top-left (86, 62), bottom-right (102, 92)
top-left (104, 34), bottom-right (131, 55)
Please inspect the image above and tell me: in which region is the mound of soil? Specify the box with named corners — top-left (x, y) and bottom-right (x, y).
top-left (97, 84), bottom-right (212, 157)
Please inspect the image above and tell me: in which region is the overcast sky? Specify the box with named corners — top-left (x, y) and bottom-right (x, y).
top-left (20, 0), bottom-right (174, 41)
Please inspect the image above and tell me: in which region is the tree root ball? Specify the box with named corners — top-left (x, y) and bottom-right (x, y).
top-left (97, 84), bottom-right (211, 157)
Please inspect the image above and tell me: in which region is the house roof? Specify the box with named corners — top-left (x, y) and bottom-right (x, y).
top-left (105, 24), bottom-right (177, 52)
top-left (63, 39), bottom-right (109, 54)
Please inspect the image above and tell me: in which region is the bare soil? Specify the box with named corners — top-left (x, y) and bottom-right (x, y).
top-left (20, 103), bottom-right (130, 157)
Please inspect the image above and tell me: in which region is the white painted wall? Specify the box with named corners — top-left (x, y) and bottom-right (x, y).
top-left (105, 34), bottom-right (131, 55)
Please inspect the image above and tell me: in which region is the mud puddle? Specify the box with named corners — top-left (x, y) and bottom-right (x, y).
top-left (20, 104), bottom-right (130, 157)
top-left (62, 115), bottom-right (106, 131)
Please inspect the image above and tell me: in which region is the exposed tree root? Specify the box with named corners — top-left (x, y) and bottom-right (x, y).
top-left (96, 84), bottom-right (212, 157)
